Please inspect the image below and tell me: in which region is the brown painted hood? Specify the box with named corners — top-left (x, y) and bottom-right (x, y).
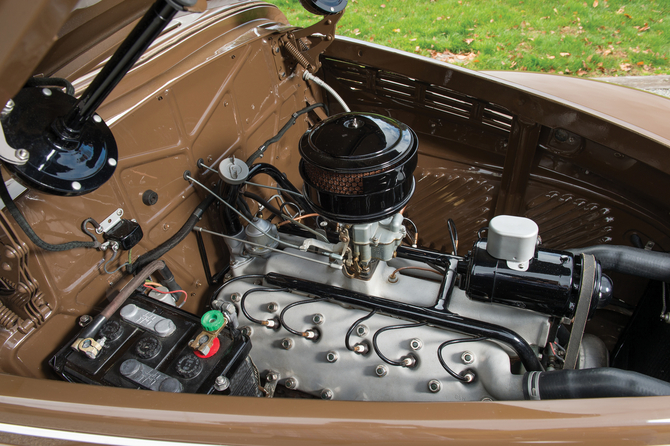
top-left (0, 0), bottom-right (238, 106)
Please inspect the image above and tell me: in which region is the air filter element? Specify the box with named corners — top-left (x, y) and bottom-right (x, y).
top-left (299, 112), bottom-right (418, 223)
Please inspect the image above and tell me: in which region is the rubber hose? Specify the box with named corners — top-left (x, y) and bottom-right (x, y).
top-left (128, 192), bottom-right (216, 273)
top-left (523, 368), bottom-right (670, 400)
top-left (568, 245), bottom-right (670, 282)
top-left (0, 170), bottom-right (99, 251)
top-left (247, 163), bottom-right (313, 214)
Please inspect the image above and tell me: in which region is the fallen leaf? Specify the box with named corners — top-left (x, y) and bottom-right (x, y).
top-left (639, 23), bottom-right (650, 31)
top-left (624, 13), bottom-right (632, 19)
top-left (577, 69), bottom-right (588, 75)
top-left (546, 54), bottom-right (556, 59)
top-left (620, 63), bottom-right (632, 71)
top-left (510, 61), bottom-right (517, 67)
top-left (353, 28), bottom-right (361, 35)
top-left (593, 0), bottom-right (598, 6)
top-left (560, 52), bottom-right (571, 56)
top-left (553, 7), bottom-right (558, 13)
top-left (415, 46), bottom-right (421, 52)
top-left (380, 4), bottom-right (385, 8)
top-left (393, 28), bottom-right (400, 32)
top-left (637, 61), bottom-right (644, 66)
top-left (616, 7), bottom-right (625, 14)
top-left (464, 38), bottom-right (475, 44)
top-left (409, 38), bottom-right (417, 41)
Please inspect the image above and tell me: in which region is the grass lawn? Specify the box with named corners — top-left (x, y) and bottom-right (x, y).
top-left (264, 0), bottom-right (670, 76)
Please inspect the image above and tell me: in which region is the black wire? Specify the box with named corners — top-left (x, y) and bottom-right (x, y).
top-left (241, 287), bottom-right (289, 326)
top-left (427, 262), bottom-right (446, 275)
top-left (209, 274), bottom-right (265, 306)
top-left (246, 103), bottom-right (327, 166)
top-left (236, 194), bottom-right (254, 220)
top-left (372, 322), bottom-right (426, 366)
top-left (437, 336), bottom-right (486, 382)
top-left (447, 218), bottom-right (458, 255)
top-left (345, 309), bottom-right (377, 351)
top-left (0, 170), bottom-right (100, 251)
top-left (242, 191), bottom-right (283, 219)
top-left (279, 297), bottom-right (327, 336)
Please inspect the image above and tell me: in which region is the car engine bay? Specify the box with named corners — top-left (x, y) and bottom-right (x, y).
top-left (1, 0), bottom-right (670, 406)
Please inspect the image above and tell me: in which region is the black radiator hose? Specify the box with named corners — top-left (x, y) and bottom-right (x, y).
top-left (568, 245), bottom-right (670, 282)
top-left (523, 368), bottom-right (670, 400)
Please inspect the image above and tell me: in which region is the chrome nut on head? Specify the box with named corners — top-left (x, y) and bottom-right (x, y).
top-left (375, 364), bottom-right (388, 377)
top-left (461, 351), bottom-right (475, 364)
top-left (326, 351), bottom-right (339, 363)
top-left (428, 379), bottom-right (442, 393)
top-left (356, 324), bottom-right (368, 337)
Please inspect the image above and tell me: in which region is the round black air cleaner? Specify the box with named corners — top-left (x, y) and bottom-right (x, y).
top-left (299, 112), bottom-right (418, 223)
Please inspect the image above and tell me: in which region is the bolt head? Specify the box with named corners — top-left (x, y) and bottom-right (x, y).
top-left (93, 114), bottom-right (102, 123)
top-left (410, 338), bottom-right (423, 351)
top-left (240, 326), bottom-right (253, 337)
top-left (71, 181), bottom-right (81, 191)
top-left (15, 149), bottom-right (29, 161)
top-left (41, 88), bottom-right (52, 96)
top-left (281, 338), bottom-right (293, 350)
top-left (375, 365), bottom-right (388, 377)
top-left (266, 371), bottom-right (278, 382)
top-left (356, 324), bottom-right (368, 337)
top-left (214, 376), bottom-right (230, 391)
top-left (285, 377), bottom-right (298, 389)
top-left (230, 293), bottom-right (241, 303)
top-left (267, 302), bottom-right (279, 313)
top-left (326, 351), bottom-right (338, 363)
top-left (78, 315), bottom-right (92, 327)
top-left (428, 379), bottom-right (442, 393)
top-left (320, 389), bottom-right (333, 400)
top-left (312, 313), bottom-right (324, 325)
top-left (461, 351), bottom-right (475, 364)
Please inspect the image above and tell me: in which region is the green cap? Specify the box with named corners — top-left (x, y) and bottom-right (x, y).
top-left (201, 310), bottom-right (225, 332)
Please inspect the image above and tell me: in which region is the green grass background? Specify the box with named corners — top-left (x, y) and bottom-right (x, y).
top-left (264, 0), bottom-right (670, 76)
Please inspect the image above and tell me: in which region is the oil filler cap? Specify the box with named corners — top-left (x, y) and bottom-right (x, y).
top-left (486, 215), bottom-right (538, 271)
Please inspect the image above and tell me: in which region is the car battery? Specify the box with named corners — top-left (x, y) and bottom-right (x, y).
top-left (51, 292), bottom-right (260, 395)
